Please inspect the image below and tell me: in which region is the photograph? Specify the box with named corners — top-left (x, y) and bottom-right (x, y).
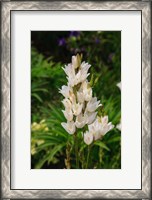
top-left (31, 31), bottom-right (121, 169)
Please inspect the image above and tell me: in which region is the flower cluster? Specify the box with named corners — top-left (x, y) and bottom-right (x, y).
top-left (60, 54), bottom-right (114, 145)
top-left (84, 116), bottom-right (114, 145)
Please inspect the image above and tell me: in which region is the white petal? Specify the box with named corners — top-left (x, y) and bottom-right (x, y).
top-left (80, 62), bottom-right (91, 73)
top-left (75, 71), bottom-right (82, 85)
top-left (62, 109), bottom-right (73, 121)
top-left (85, 111), bottom-right (97, 125)
top-left (88, 122), bottom-right (96, 133)
top-left (62, 64), bottom-right (75, 78)
top-left (75, 113), bottom-right (86, 128)
top-left (101, 116), bottom-right (108, 125)
top-left (84, 131), bottom-right (93, 145)
top-left (77, 91), bottom-right (85, 103)
top-left (59, 85), bottom-right (72, 98)
top-left (69, 92), bottom-right (76, 104)
top-left (93, 130), bottom-right (101, 141)
top-left (72, 103), bottom-right (83, 116)
top-left (116, 122), bottom-right (121, 131)
top-left (61, 121), bottom-right (75, 134)
top-left (62, 98), bottom-right (72, 110)
top-left (88, 115), bottom-right (114, 140)
top-left (68, 76), bottom-right (76, 87)
top-left (72, 55), bottom-right (79, 69)
top-left (117, 82), bottom-right (121, 90)
top-left (75, 121), bottom-right (86, 128)
top-left (87, 98), bottom-right (101, 112)
top-left (99, 120), bottom-right (114, 136)
top-left (84, 89), bottom-right (92, 101)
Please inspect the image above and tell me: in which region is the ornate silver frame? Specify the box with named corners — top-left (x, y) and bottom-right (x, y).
top-left (1, 1), bottom-right (151, 199)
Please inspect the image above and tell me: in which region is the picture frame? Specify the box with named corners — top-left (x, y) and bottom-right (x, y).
top-left (1, 0), bottom-right (151, 199)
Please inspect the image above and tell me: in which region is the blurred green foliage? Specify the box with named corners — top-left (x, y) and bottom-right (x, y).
top-left (31, 31), bottom-right (121, 169)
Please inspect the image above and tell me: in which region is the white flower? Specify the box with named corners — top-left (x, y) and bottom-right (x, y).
top-left (81, 62), bottom-right (91, 75)
top-left (117, 82), bottom-right (121, 90)
top-left (81, 81), bottom-right (92, 100)
top-left (62, 109), bottom-right (73, 121)
top-left (62, 64), bottom-right (76, 87)
top-left (116, 82), bottom-right (121, 131)
top-left (74, 70), bottom-right (82, 85)
top-left (116, 120), bottom-right (121, 131)
top-left (87, 97), bottom-right (101, 112)
top-left (84, 131), bottom-right (93, 145)
top-left (67, 76), bottom-right (77, 87)
top-left (75, 113), bottom-right (86, 128)
top-left (72, 102), bottom-right (83, 116)
top-left (59, 85), bottom-right (72, 98)
top-left (83, 115), bottom-right (114, 145)
top-left (101, 115), bottom-right (108, 125)
top-left (68, 61), bottom-right (91, 86)
top-left (83, 86), bottom-right (92, 102)
top-left (84, 111), bottom-right (97, 125)
top-left (62, 98), bottom-right (72, 110)
top-left (63, 57), bottom-right (91, 87)
top-left (69, 92), bottom-right (76, 104)
top-left (77, 91), bottom-right (85, 103)
top-left (76, 81), bottom-right (92, 103)
top-left (62, 63), bottom-right (75, 79)
top-left (77, 62), bottom-right (91, 83)
top-left (88, 119), bottom-right (101, 140)
top-left (72, 55), bottom-right (80, 69)
top-left (61, 121), bottom-right (76, 134)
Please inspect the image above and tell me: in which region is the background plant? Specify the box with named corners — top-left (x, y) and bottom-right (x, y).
top-left (31, 31), bottom-right (121, 169)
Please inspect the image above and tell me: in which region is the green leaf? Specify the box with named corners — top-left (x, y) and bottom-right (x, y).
top-left (48, 144), bottom-right (65, 163)
top-left (35, 144), bottom-right (65, 169)
top-left (94, 141), bottom-right (110, 151)
top-left (48, 104), bottom-right (64, 121)
top-left (107, 136), bottom-right (121, 143)
top-left (31, 93), bottom-right (42, 103)
top-left (32, 88), bottom-right (49, 93)
top-left (35, 142), bottom-right (56, 152)
top-left (33, 134), bottom-right (66, 143)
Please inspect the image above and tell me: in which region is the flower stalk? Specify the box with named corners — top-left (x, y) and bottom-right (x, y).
top-left (74, 132), bottom-right (79, 168)
top-left (86, 144), bottom-right (91, 169)
top-left (65, 142), bottom-right (71, 169)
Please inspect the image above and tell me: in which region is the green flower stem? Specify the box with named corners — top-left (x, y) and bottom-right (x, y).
top-left (86, 144), bottom-right (91, 169)
top-left (82, 147), bottom-right (85, 169)
top-left (74, 132), bottom-right (79, 169)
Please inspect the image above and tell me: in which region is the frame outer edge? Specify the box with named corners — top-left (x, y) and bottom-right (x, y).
top-left (1, 1), bottom-right (11, 198)
top-left (142, 2), bottom-right (151, 199)
top-left (1, 1), bottom-right (151, 199)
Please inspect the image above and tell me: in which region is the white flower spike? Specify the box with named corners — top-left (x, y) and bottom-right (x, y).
top-left (60, 54), bottom-right (114, 143)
